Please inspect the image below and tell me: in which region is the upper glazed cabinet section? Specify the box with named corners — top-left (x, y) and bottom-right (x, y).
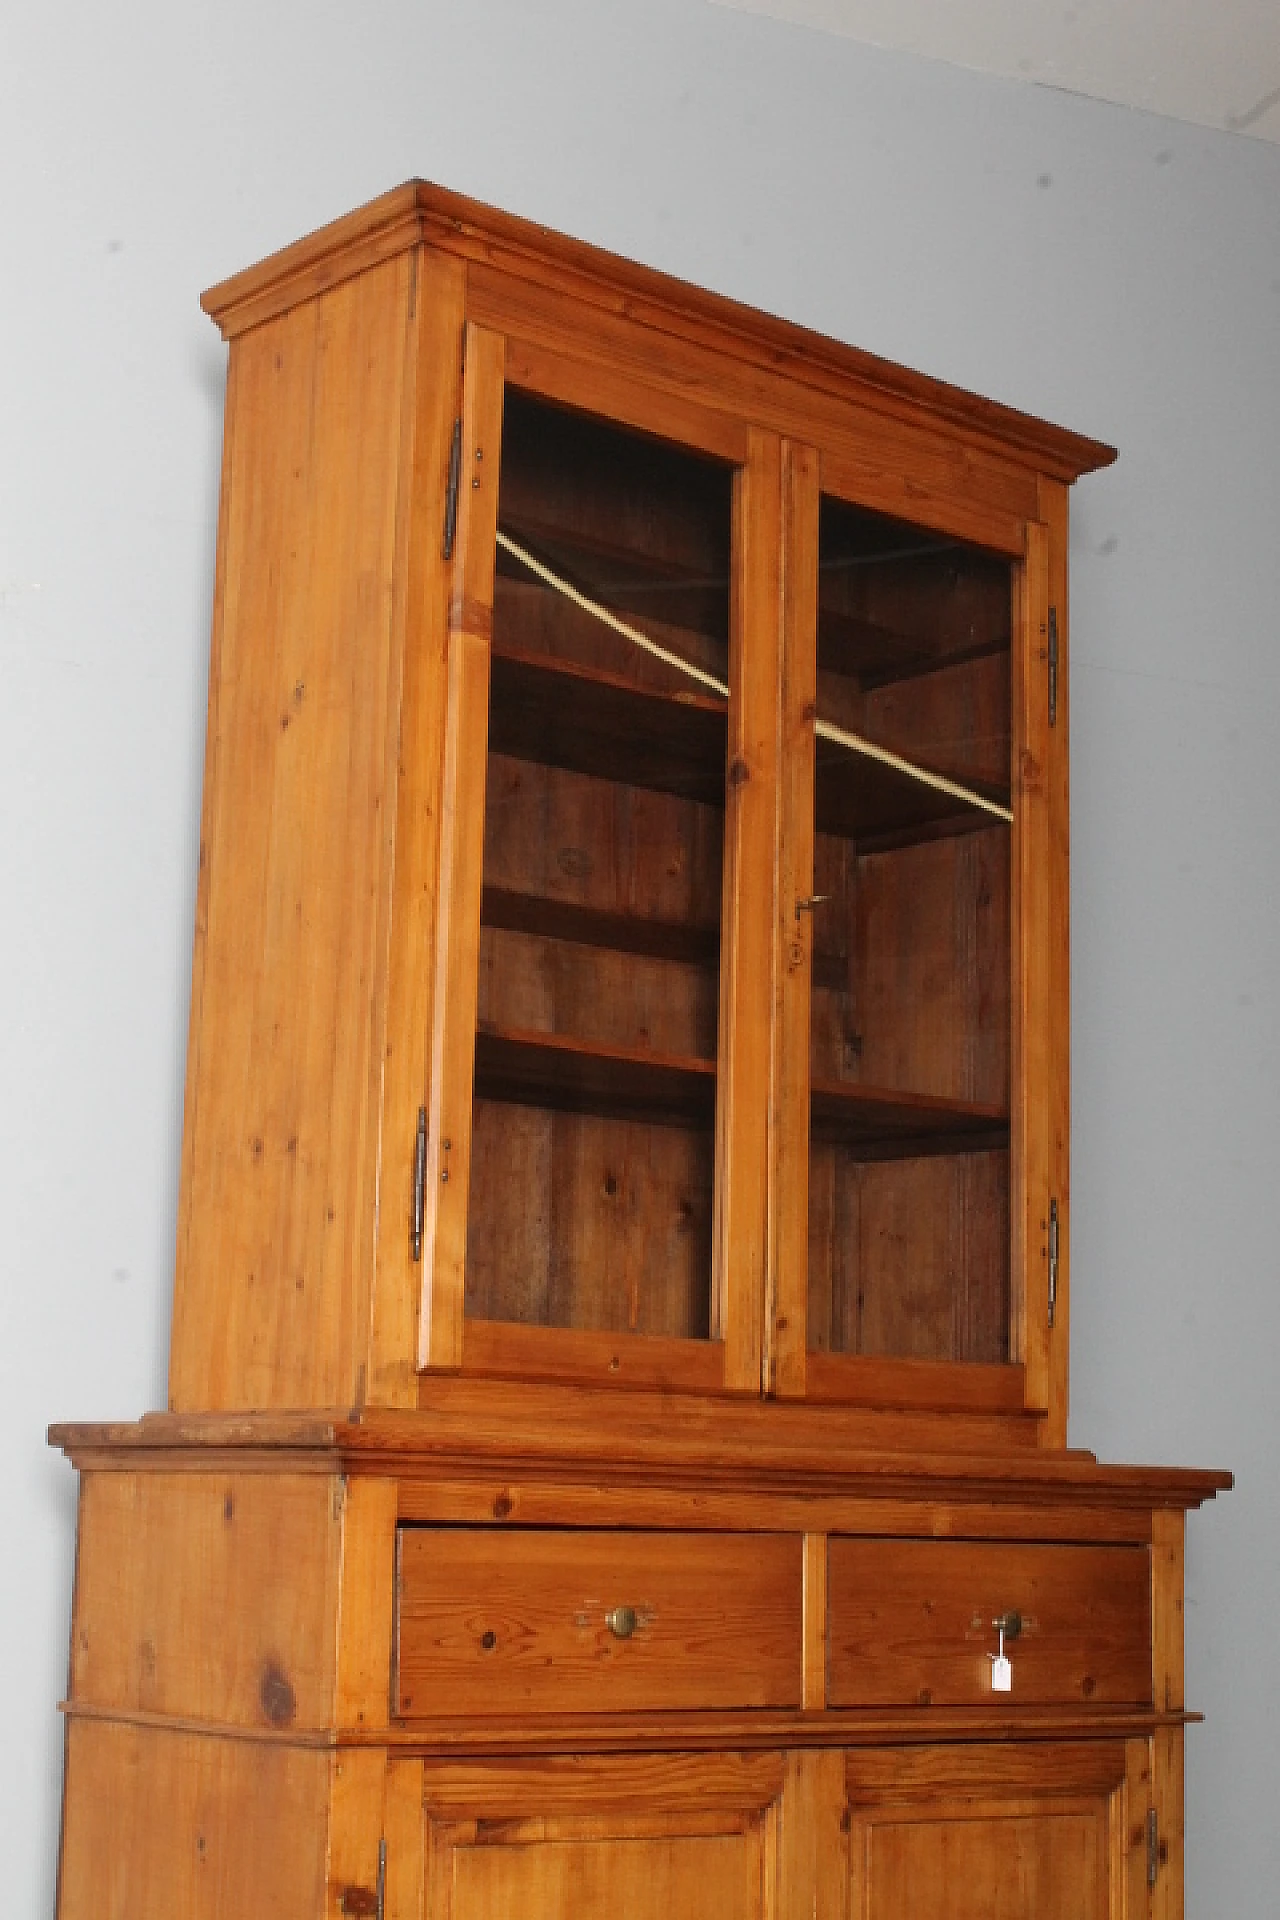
top-left (173, 183), bottom-right (1111, 1423)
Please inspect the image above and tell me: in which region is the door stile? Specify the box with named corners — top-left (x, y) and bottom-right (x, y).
top-left (715, 427), bottom-right (784, 1392)
top-left (768, 440), bottom-right (821, 1399)
top-left (419, 322), bottom-right (507, 1371)
top-left (1038, 476), bottom-right (1072, 1445)
top-left (367, 247), bottom-right (467, 1406)
top-left (1012, 520), bottom-right (1055, 1415)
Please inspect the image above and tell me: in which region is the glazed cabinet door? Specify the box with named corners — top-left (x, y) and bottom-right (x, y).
top-left (391, 1754), bottom-right (793, 1920)
top-left (419, 325), bottom-right (776, 1393)
top-left (769, 443), bottom-right (1065, 1422)
top-left (844, 1741), bottom-right (1151, 1920)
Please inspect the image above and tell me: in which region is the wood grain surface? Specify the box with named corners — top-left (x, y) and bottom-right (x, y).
top-left (828, 1538), bottom-right (1152, 1709)
top-left (395, 1527), bottom-right (802, 1716)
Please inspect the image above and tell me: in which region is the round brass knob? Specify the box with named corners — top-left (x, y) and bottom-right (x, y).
top-left (605, 1605), bottom-right (638, 1640)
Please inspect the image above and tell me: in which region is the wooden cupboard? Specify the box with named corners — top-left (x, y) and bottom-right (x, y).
top-left (51, 182), bottom-right (1228, 1920)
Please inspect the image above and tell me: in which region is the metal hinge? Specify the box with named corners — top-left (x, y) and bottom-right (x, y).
top-left (411, 1107), bottom-right (427, 1262)
top-left (442, 418), bottom-right (462, 561)
top-left (1048, 606), bottom-right (1059, 727)
top-left (1146, 1808), bottom-right (1160, 1890)
top-left (1047, 1198), bottom-right (1060, 1329)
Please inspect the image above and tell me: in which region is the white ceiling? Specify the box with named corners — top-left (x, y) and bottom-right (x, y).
top-left (712, 0), bottom-right (1280, 143)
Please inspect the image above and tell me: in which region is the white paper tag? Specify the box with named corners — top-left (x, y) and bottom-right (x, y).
top-left (991, 1653), bottom-right (1013, 1693)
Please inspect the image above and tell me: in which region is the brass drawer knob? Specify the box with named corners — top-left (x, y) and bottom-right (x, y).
top-left (993, 1611), bottom-right (1023, 1642)
top-left (605, 1605), bottom-right (638, 1640)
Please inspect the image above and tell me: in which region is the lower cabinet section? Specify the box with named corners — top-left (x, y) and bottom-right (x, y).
top-left (56, 1724), bottom-right (1166, 1920)
top-left (380, 1739), bottom-right (1159, 1920)
top-left (50, 1431), bottom-right (1220, 1920)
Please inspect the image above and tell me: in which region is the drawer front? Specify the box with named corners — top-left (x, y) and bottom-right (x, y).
top-left (395, 1528), bottom-right (803, 1717)
top-left (827, 1539), bottom-right (1151, 1709)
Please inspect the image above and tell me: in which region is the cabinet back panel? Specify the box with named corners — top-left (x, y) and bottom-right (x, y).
top-left (808, 1149), bottom-right (1009, 1363)
top-left (479, 927), bottom-right (717, 1059)
top-left (811, 828), bottom-right (1010, 1106)
top-left (467, 1100), bottom-right (715, 1338)
top-left (483, 753), bottom-right (723, 954)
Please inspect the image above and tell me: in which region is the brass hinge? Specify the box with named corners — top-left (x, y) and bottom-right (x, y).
top-left (411, 1107), bottom-right (427, 1262)
top-left (442, 418), bottom-right (462, 561)
top-left (1047, 1198), bottom-right (1060, 1329)
top-left (1048, 605), bottom-right (1059, 727)
top-left (1146, 1808), bottom-right (1160, 1889)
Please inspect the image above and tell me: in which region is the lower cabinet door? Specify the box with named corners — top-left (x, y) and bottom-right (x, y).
top-left (391, 1739), bottom-right (1154, 1920)
top-left (845, 1740), bottom-right (1151, 1920)
top-left (414, 1753), bottom-right (787, 1920)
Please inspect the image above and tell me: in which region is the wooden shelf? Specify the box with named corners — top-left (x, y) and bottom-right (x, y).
top-left (490, 646), bottom-right (1007, 850)
top-left (499, 513), bottom-right (730, 642)
top-left (474, 1025), bottom-right (716, 1130)
top-left (482, 886), bottom-right (719, 967)
top-left (815, 743), bottom-right (1010, 851)
top-left (474, 1024), bottom-right (1005, 1160)
top-left (810, 1077), bottom-right (1008, 1160)
top-left (488, 645), bottom-right (726, 805)
top-left (818, 607), bottom-right (1009, 692)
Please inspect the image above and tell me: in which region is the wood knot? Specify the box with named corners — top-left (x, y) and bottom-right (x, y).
top-left (728, 756), bottom-right (750, 788)
top-left (259, 1660), bottom-right (296, 1728)
top-left (339, 1889), bottom-right (380, 1917)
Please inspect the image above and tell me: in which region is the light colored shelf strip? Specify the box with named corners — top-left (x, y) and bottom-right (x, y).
top-left (496, 529), bottom-right (1013, 825)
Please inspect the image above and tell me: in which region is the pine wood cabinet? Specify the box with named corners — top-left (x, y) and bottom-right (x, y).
top-left (51, 183), bottom-right (1228, 1920)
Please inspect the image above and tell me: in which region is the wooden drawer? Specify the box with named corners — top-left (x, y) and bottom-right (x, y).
top-left (395, 1528), bottom-right (803, 1717)
top-left (827, 1539), bottom-right (1152, 1708)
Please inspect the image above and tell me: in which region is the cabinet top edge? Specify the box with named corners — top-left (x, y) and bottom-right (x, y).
top-left (200, 179), bottom-right (1116, 486)
top-left (48, 1408), bottom-right (1232, 1508)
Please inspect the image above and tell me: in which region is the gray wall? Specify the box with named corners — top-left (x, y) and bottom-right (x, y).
top-left (4, 2), bottom-right (1275, 1910)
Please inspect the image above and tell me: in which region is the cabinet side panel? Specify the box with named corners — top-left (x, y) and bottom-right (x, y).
top-left (170, 253), bottom-right (414, 1410)
top-left (68, 1470), bottom-right (341, 1730)
top-left (58, 1719), bottom-right (328, 1920)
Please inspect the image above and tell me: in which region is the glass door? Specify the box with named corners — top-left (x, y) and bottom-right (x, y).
top-left (421, 327), bottom-right (772, 1392)
top-left (774, 451), bottom-right (1022, 1405)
